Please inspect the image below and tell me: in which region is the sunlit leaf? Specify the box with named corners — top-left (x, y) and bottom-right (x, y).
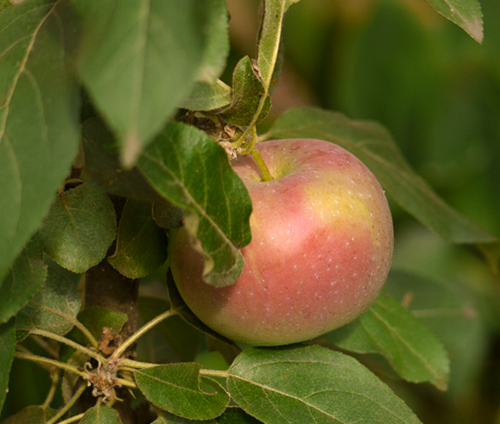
top-left (425, 0), bottom-right (483, 43)
top-left (0, 319), bottom-right (15, 414)
top-left (138, 121), bottom-right (252, 287)
top-left (16, 265), bottom-right (81, 338)
top-left (0, 0), bottom-right (80, 284)
top-left (327, 293), bottom-right (450, 390)
top-left (135, 363), bottom-right (230, 420)
top-left (228, 345), bottom-right (422, 423)
top-left (265, 107), bottom-right (497, 245)
top-left (75, 0), bottom-right (208, 167)
top-left (39, 183), bottom-right (117, 273)
top-left (0, 237), bottom-right (47, 324)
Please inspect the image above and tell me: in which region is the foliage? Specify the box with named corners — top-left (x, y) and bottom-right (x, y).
top-left (0, 0), bottom-right (498, 423)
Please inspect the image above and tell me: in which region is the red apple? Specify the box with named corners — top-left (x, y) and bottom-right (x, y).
top-left (170, 138), bottom-right (393, 346)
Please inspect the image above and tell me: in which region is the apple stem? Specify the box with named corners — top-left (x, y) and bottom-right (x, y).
top-left (250, 147), bottom-right (273, 181)
top-left (237, 127), bottom-right (274, 181)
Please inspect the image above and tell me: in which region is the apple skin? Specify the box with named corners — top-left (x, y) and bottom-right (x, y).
top-left (170, 138), bottom-right (393, 346)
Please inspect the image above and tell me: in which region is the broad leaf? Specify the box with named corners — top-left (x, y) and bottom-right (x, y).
top-left (75, 0), bottom-right (208, 167)
top-left (135, 363), bottom-right (230, 420)
top-left (228, 345), bottom-right (422, 424)
top-left (180, 81), bottom-right (231, 112)
top-left (0, 237), bottom-right (47, 324)
top-left (221, 56), bottom-right (271, 126)
top-left (16, 264), bottom-right (81, 338)
top-left (138, 121), bottom-right (252, 287)
top-left (0, 0), bottom-right (80, 284)
top-left (425, 0), bottom-right (483, 43)
top-left (385, 269), bottom-right (487, 394)
top-left (1, 405), bottom-right (57, 424)
top-left (82, 118), bottom-right (163, 203)
top-left (265, 107), bottom-right (497, 245)
top-left (39, 183), bottom-right (117, 273)
top-left (0, 319), bottom-right (15, 414)
top-left (80, 404), bottom-right (122, 424)
top-left (327, 293), bottom-right (450, 390)
top-left (108, 199), bottom-right (167, 279)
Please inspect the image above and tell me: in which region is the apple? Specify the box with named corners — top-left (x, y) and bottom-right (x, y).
top-left (169, 138), bottom-right (393, 346)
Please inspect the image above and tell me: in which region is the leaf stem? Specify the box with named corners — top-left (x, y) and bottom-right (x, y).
top-left (199, 369), bottom-right (229, 379)
top-left (53, 412), bottom-right (85, 424)
top-left (46, 383), bottom-right (87, 424)
top-left (111, 308), bottom-right (179, 359)
top-left (71, 319), bottom-right (100, 350)
top-left (15, 352), bottom-right (86, 379)
top-left (42, 369), bottom-right (61, 409)
top-left (119, 358), bottom-right (157, 369)
top-left (30, 329), bottom-right (106, 364)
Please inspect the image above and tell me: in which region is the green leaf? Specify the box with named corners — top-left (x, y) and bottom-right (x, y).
top-left (327, 293), bottom-right (450, 391)
top-left (257, 0), bottom-right (301, 89)
top-left (68, 306), bottom-right (128, 348)
top-left (75, 0), bottom-right (207, 167)
top-left (135, 363), bottom-right (230, 420)
top-left (265, 107), bottom-right (497, 245)
top-left (425, 0), bottom-right (483, 43)
top-left (0, 319), bottom-right (15, 414)
top-left (39, 183), bottom-right (117, 273)
top-left (180, 81), bottom-right (232, 112)
top-left (152, 202), bottom-right (184, 230)
top-left (216, 407), bottom-right (262, 423)
top-left (153, 410), bottom-right (217, 424)
top-left (0, 405), bottom-right (57, 424)
top-left (0, 237), bottom-right (47, 324)
top-left (385, 269), bottom-right (487, 394)
top-left (0, 0), bottom-right (80, 284)
top-left (228, 345), bottom-right (422, 424)
top-left (82, 118), bottom-right (163, 203)
top-left (138, 296), bottom-right (202, 362)
top-left (196, 0), bottom-right (230, 83)
top-left (16, 264), bottom-right (81, 338)
top-left (108, 199), bottom-right (168, 279)
top-left (138, 121), bottom-right (252, 287)
top-left (221, 56), bottom-right (271, 126)
top-left (80, 404), bottom-right (122, 424)
top-left (153, 407), bottom-right (259, 424)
